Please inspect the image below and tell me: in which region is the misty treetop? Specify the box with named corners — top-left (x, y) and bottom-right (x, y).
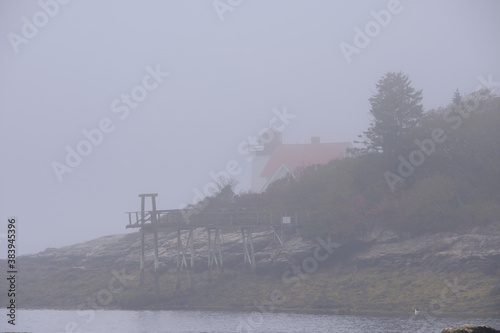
top-left (355, 71), bottom-right (424, 158)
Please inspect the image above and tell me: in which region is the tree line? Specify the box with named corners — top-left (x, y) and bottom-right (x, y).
top-left (201, 72), bottom-right (500, 238)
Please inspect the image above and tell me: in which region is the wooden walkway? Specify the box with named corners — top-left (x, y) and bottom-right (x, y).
top-left (125, 193), bottom-right (306, 291)
top-left (126, 207), bottom-right (301, 229)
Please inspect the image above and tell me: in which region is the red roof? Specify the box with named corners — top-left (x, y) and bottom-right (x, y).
top-left (260, 142), bottom-right (351, 177)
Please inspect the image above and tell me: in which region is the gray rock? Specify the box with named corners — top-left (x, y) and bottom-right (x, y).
top-left (441, 324), bottom-right (500, 333)
top-left (353, 224), bottom-right (500, 271)
top-left (18, 223), bottom-right (500, 274)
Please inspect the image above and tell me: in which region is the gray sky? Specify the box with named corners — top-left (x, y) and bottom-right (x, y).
top-left (1, 0), bottom-right (499, 257)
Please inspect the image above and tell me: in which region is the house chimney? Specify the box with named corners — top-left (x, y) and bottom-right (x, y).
top-left (311, 136), bottom-right (320, 144)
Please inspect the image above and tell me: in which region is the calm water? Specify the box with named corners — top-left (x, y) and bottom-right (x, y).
top-left (3, 309), bottom-right (500, 333)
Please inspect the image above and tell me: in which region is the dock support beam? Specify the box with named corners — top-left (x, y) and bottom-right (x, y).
top-left (153, 230), bottom-right (159, 294)
top-left (140, 228), bottom-right (145, 285)
top-left (271, 226), bottom-right (284, 245)
top-left (207, 227), bottom-right (223, 281)
top-left (176, 228), bottom-right (194, 289)
top-left (152, 197), bottom-right (160, 296)
top-left (241, 227), bottom-right (255, 270)
top-left (138, 193), bottom-right (158, 287)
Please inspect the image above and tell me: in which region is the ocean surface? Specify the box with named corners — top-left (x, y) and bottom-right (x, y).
top-left (2, 309), bottom-right (500, 333)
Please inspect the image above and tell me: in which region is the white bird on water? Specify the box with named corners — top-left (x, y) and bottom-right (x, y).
top-left (414, 308), bottom-right (420, 316)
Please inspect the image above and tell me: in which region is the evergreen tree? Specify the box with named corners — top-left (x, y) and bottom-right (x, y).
top-left (356, 72), bottom-right (424, 158)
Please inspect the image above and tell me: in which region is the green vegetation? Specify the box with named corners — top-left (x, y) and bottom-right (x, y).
top-left (231, 73), bottom-right (500, 238)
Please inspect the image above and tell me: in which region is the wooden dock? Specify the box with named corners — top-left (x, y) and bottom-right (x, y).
top-left (125, 193), bottom-right (306, 291)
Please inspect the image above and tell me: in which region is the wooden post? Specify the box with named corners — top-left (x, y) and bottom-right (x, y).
top-left (241, 227), bottom-right (255, 270)
top-left (140, 196), bottom-right (146, 285)
top-left (189, 229), bottom-right (194, 268)
top-left (186, 229), bottom-right (193, 288)
top-left (241, 227), bottom-right (248, 266)
top-left (138, 193), bottom-right (159, 288)
top-left (207, 228), bottom-right (212, 267)
top-left (207, 227), bottom-right (223, 281)
top-left (151, 196), bottom-right (159, 295)
top-left (271, 226), bottom-right (283, 245)
top-left (176, 229), bottom-right (193, 289)
top-left (140, 228), bottom-right (145, 286)
top-left (176, 229), bottom-right (181, 289)
top-left (216, 227), bottom-right (223, 272)
top-left (153, 230), bottom-right (159, 295)
top-left (248, 230), bottom-right (256, 270)
top-left (207, 228), bottom-right (213, 282)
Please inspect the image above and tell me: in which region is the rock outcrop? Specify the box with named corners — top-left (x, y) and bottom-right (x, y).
top-left (442, 324), bottom-right (500, 333)
top-left (21, 228), bottom-right (320, 272)
top-left (353, 224), bottom-right (500, 272)
top-left (21, 223), bottom-right (500, 273)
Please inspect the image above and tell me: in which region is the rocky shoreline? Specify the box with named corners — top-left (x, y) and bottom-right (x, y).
top-left (1, 223), bottom-right (499, 316)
